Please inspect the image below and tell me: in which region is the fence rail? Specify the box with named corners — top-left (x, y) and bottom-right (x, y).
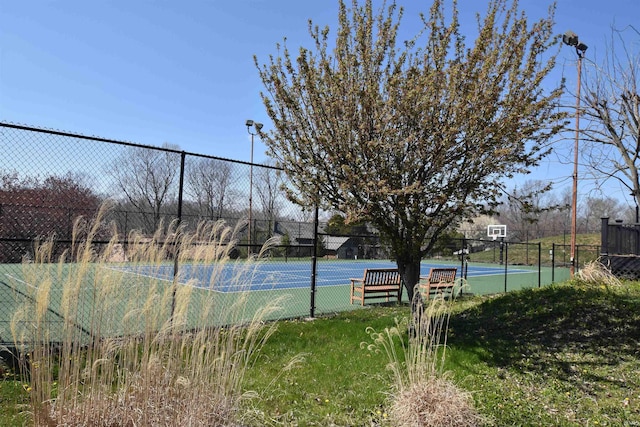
top-left (600, 217), bottom-right (640, 279)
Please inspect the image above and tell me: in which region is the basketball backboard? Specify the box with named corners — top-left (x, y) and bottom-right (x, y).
top-left (487, 224), bottom-right (507, 240)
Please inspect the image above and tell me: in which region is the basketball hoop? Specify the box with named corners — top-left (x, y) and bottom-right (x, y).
top-left (487, 224), bottom-right (507, 241)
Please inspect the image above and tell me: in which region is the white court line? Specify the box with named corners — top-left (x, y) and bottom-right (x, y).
top-left (219, 281), bottom-right (350, 294)
top-left (103, 265), bottom-right (176, 284)
top-left (106, 266), bottom-right (314, 292)
top-left (4, 274), bottom-right (37, 289)
top-left (466, 270), bottom-right (535, 278)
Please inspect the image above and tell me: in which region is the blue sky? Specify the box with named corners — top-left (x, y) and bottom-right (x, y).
top-left (1, 0), bottom-right (639, 205)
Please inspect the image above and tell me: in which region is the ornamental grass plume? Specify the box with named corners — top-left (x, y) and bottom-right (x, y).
top-left (364, 285), bottom-right (482, 427)
top-left (390, 376), bottom-right (481, 427)
top-left (11, 204), bottom-right (284, 426)
top-left (576, 259), bottom-right (622, 287)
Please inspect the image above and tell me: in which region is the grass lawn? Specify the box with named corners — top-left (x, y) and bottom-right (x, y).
top-left (466, 233), bottom-right (602, 267)
top-left (1, 280), bottom-right (639, 426)
top-left (242, 281), bottom-right (640, 426)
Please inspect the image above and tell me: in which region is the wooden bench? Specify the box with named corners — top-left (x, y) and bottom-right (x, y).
top-left (350, 268), bottom-right (403, 306)
top-left (419, 267), bottom-right (458, 300)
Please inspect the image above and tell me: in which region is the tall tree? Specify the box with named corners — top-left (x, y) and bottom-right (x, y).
top-left (583, 196), bottom-right (625, 230)
top-left (109, 144), bottom-right (180, 233)
top-left (256, 0), bottom-right (564, 302)
top-left (325, 213), bottom-right (350, 235)
top-left (185, 157), bottom-right (238, 221)
top-left (0, 171), bottom-right (101, 261)
top-left (254, 162), bottom-right (285, 238)
top-left (580, 27), bottom-right (640, 208)
top-left (497, 180), bottom-right (566, 240)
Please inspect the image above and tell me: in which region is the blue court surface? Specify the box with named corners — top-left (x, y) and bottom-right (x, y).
top-left (114, 260), bottom-right (533, 293)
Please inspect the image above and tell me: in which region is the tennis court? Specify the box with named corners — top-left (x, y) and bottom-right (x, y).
top-left (0, 258), bottom-right (551, 345)
top-left (112, 259), bottom-right (536, 292)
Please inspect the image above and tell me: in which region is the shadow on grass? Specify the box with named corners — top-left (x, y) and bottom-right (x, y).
top-left (448, 283), bottom-right (640, 386)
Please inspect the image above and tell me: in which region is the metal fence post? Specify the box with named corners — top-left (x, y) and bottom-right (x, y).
top-left (171, 151), bottom-right (186, 324)
top-left (310, 203), bottom-right (319, 319)
top-left (503, 242), bottom-right (508, 293)
top-left (551, 243), bottom-right (556, 283)
top-left (538, 242), bottom-right (541, 288)
top-left (460, 237), bottom-right (467, 280)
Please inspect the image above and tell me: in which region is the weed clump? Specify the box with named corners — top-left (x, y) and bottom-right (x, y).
top-left (576, 259), bottom-right (622, 287)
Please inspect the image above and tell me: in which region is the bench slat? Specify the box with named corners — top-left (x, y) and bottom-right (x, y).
top-left (419, 267), bottom-right (458, 300)
top-left (350, 268), bottom-right (402, 306)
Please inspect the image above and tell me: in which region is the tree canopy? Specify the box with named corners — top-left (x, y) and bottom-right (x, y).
top-left (256, 0), bottom-right (565, 301)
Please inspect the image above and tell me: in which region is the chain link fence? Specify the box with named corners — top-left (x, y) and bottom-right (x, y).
top-left (1, 122), bottom-right (577, 347)
top-left (447, 237), bottom-right (600, 292)
top-left (0, 123), bottom-right (325, 346)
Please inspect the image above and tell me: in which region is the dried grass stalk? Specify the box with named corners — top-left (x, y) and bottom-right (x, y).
top-left (576, 259), bottom-right (622, 287)
top-left (12, 204), bottom-right (283, 427)
top-left (390, 376), bottom-right (482, 427)
top-left (364, 284), bottom-right (482, 427)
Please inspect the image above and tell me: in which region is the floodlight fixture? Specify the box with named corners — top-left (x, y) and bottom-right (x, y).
top-left (563, 30), bottom-right (588, 57)
top-left (562, 30), bottom-right (578, 47)
top-left (246, 120), bottom-right (263, 134)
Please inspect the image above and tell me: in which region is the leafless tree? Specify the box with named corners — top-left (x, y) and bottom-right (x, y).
top-left (185, 157), bottom-right (239, 221)
top-left (109, 144), bottom-right (180, 233)
top-left (254, 163), bottom-right (285, 231)
top-left (580, 26), bottom-right (640, 208)
top-left (497, 180), bottom-right (568, 241)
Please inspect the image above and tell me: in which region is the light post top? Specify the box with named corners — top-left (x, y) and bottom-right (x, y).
top-left (245, 119), bottom-right (262, 256)
top-left (246, 120), bottom-right (263, 135)
top-left (562, 30), bottom-right (588, 58)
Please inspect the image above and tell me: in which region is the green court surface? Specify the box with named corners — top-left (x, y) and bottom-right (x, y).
top-left (0, 259), bottom-right (568, 345)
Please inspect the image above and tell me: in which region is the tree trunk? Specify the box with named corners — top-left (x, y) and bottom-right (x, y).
top-left (396, 257), bottom-right (422, 305)
top-left (397, 256), bottom-right (425, 337)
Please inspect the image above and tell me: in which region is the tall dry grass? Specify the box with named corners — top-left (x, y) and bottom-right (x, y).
top-left (364, 283), bottom-right (482, 427)
top-left (10, 206), bottom-right (284, 426)
top-left (576, 259), bottom-right (622, 287)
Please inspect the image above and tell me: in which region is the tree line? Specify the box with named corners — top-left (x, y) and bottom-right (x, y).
top-left (0, 146), bottom-right (296, 262)
top-left (0, 146), bottom-right (633, 264)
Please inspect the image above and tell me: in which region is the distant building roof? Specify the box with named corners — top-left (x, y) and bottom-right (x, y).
top-left (274, 220), bottom-right (316, 241)
top-left (323, 236), bottom-right (350, 251)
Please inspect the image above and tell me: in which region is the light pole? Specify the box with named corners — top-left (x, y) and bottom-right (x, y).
top-left (562, 30), bottom-right (587, 277)
top-left (245, 119), bottom-right (263, 256)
